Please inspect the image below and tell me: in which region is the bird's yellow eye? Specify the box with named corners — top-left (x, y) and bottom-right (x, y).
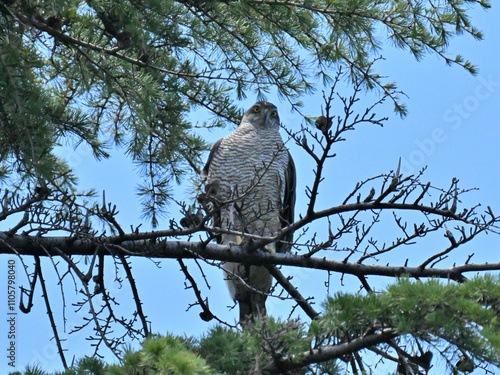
top-left (271, 110), bottom-right (277, 117)
top-left (253, 105), bottom-right (260, 112)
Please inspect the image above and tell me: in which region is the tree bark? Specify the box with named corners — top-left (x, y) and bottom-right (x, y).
top-left (2, 232), bottom-right (497, 281)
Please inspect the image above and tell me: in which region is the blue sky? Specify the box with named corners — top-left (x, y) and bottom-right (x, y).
top-left (2, 3), bottom-right (500, 374)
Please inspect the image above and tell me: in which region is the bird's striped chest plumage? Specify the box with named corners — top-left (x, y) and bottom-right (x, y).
top-left (206, 123), bottom-right (289, 236)
top-left (201, 101), bottom-right (296, 324)
top-left (210, 125), bottom-right (287, 193)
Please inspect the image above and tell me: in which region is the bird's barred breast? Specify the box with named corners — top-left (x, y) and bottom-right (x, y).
top-left (208, 128), bottom-right (288, 200)
top-left (207, 127), bottom-right (289, 236)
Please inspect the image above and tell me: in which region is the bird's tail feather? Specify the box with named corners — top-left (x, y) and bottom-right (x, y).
top-left (239, 291), bottom-right (267, 325)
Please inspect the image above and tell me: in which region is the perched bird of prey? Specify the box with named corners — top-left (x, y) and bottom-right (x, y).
top-left (201, 101), bottom-right (296, 324)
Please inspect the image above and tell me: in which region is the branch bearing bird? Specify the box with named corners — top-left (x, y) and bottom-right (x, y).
top-left (201, 101), bottom-right (296, 324)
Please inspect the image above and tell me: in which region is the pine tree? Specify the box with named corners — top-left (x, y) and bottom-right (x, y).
top-left (0, 0), bottom-right (486, 218)
top-left (1, 0), bottom-right (499, 374)
top-left (10, 276), bottom-right (500, 374)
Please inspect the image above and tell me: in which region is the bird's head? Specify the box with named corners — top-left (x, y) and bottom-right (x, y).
top-left (241, 101), bottom-right (280, 130)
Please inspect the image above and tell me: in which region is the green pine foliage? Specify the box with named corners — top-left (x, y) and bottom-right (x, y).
top-left (0, 0), bottom-right (490, 224)
top-left (1, 1), bottom-right (498, 373)
top-left (198, 326), bottom-right (258, 373)
top-left (198, 318), bottom-right (312, 374)
top-left (106, 335), bottom-right (216, 375)
top-left (12, 276), bottom-right (500, 374)
top-left (316, 275), bottom-right (500, 372)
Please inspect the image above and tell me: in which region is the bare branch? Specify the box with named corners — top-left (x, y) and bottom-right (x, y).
top-left (177, 258), bottom-right (215, 323)
top-left (36, 256), bottom-right (68, 369)
top-left (266, 266), bottom-right (319, 320)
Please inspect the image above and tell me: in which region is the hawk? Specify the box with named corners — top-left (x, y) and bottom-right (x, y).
top-left (201, 101), bottom-right (296, 324)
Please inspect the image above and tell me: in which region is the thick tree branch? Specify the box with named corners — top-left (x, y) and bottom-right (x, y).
top-left (270, 328), bottom-right (396, 373)
top-left (2, 234), bottom-right (497, 282)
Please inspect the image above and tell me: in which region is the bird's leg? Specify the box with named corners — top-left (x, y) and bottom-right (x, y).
top-left (224, 234), bottom-right (246, 248)
top-left (235, 234), bottom-right (243, 245)
top-left (236, 235), bottom-right (275, 255)
top-left (264, 241), bottom-right (276, 255)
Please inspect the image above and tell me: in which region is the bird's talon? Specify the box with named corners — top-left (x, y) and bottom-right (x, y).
top-left (264, 244), bottom-right (276, 255)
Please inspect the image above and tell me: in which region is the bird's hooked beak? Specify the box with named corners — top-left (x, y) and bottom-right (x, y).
top-left (262, 108), bottom-right (270, 123)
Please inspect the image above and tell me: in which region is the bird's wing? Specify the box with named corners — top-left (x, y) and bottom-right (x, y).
top-left (201, 138), bottom-right (224, 243)
top-left (201, 138), bottom-right (223, 178)
top-left (277, 152), bottom-right (296, 253)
